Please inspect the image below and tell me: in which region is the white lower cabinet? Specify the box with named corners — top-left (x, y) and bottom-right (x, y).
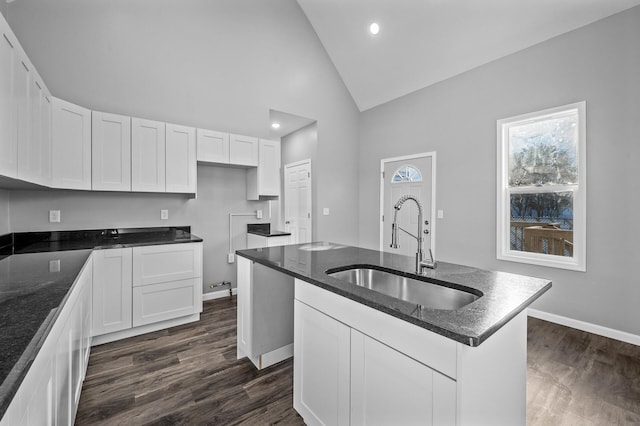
top-left (293, 300), bottom-right (351, 426)
top-left (92, 242), bottom-right (203, 344)
top-left (92, 248), bottom-right (133, 336)
top-left (350, 330), bottom-right (456, 426)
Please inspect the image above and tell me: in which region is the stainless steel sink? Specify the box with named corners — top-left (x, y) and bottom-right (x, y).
top-left (326, 267), bottom-right (480, 310)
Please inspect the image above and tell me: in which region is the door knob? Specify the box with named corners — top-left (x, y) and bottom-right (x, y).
top-left (424, 220), bottom-right (429, 225)
top-left (285, 221), bottom-right (291, 224)
top-left (423, 229), bottom-right (429, 234)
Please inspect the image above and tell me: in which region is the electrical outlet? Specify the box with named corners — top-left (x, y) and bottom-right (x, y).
top-left (161, 209), bottom-right (169, 220)
top-left (256, 210), bottom-right (263, 219)
top-left (227, 253), bottom-right (235, 263)
top-left (49, 259), bottom-right (60, 272)
top-left (49, 210), bottom-right (60, 223)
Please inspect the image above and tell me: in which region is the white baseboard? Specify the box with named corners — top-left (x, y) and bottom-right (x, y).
top-left (528, 308), bottom-right (640, 347)
top-left (203, 288), bottom-right (237, 301)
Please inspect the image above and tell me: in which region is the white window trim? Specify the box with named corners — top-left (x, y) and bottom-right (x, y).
top-left (496, 101), bottom-right (586, 271)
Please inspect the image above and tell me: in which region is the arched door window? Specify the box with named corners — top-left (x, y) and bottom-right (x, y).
top-left (391, 165), bottom-right (422, 183)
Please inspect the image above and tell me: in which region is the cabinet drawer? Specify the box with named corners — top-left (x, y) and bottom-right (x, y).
top-left (132, 278), bottom-right (202, 327)
top-left (132, 243), bottom-right (202, 286)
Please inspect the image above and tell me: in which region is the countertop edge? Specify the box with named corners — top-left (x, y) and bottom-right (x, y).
top-left (236, 250), bottom-right (552, 347)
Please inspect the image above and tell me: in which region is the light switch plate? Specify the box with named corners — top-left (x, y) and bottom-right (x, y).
top-left (437, 209), bottom-right (444, 219)
top-left (49, 210), bottom-right (60, 223)
top-left (323, 208), bottom-right (330, 216)
top-left (161, 209), bottom-right (169, 220)
top-left (256, 210), bottom-right (263, 219)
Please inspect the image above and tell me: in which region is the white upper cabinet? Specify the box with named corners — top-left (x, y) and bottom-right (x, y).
top-left (165, 123), bottom-right (196, 193)
top-left (18, 73), bottom-right (51, 186)
top-left (0, 24), bottom-right (18, 178)
top-left (247, 138), bottom-right (280, 200)
top-left (197, 128), bottom-right (229, 164)
top-left (92, 111), bottom-right (131, 191)
top-left (229, 133), bottom-right (259, 167)
top-left (1, 14), bottom-right (50, 186)
top-left (51, 97), bottom-right (92, 190)
top-left (131, 117), bottom-right (165, 192)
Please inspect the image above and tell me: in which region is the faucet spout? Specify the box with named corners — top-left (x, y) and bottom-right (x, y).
top-left (389, 195), bottom-right (436, 273)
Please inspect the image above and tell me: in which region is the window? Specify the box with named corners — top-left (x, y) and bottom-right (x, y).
top-left (497, 102), bottom-right (586, 271)
top-left (392, 165), bottom-right (422, 183)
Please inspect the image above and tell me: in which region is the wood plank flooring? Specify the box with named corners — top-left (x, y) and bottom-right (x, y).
top-left (76, 297), bottom-right (640, 425)
top-left (75, 297), bottom-right (304, 425)
top-left (527, 317), bottom-right (640, 425)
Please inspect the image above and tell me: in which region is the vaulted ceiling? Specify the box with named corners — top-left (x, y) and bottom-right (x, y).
top-left (296, 0), bottom-right (640, 111)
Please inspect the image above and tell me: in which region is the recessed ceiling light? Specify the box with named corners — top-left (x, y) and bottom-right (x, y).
top-left (271, 122), bottom-right (281, 129)
top-left (369, 22), bottom-right (380, 35)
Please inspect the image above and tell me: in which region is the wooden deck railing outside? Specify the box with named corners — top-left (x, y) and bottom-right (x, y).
top-left (510, 221), bottom-right (573, 257)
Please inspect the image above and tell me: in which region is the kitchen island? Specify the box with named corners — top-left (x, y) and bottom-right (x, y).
top-left (236, 242), bottom-right (551, 425)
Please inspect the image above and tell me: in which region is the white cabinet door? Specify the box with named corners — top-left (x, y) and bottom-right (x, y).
top-left (294, 300), bottom-right (350, 426)
top-left (92, 111), bottom-right (131, 191)
top-left (51, 97), bottom-right (91, 190)
top-left (40, 93), bottom-right (52, 186)
top-left (132, 278), bottom-right (200, 327)
top-left (14, 59), bottom-right (30, 180)
top-left (132, 243), bottom-right (202, 286)
top-left (247, 139), bottom-right (280, 200)
top-left (92, 248), bottom-right (133, 336)
top-left (131, 117), bottom-right (165, 192)
top-left (0, 23), bottom-right (18, 178)
top-left (197, 128), bottom-right (229, 164)
top-left (165, 123), bottom-right (196, 193)
top-left (258, 138), bottom-right (280, 196)
top-left (350, 330), bottom-right (452, 426)
top-left (17, 71), bottom-right (50, 186)
top-left (229, 133), bottom-right (258, 167)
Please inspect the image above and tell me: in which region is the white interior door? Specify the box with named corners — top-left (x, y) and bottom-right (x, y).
top-left (381, 154), bottom-right (435, 257)
top-left (284, 160), bottom-right (312, 244)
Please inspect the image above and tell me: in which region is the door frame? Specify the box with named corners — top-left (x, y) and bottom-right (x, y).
top-left (379, 152), bottom-right (437, 255)
top-left (283, 158), bottom-right (313, 242)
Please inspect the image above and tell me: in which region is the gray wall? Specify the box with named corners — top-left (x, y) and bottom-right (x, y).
top-left (3, 0), bottom-right (360, 293)
top-left (0, 190), bottom-right (9, 235)
top-left (358, 7), bottom-right (640, 336)
top-left (280, 122), bottom-right (318, 236)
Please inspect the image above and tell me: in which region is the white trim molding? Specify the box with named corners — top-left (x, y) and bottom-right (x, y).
top-left (528, 308), bottom-right (640, 347)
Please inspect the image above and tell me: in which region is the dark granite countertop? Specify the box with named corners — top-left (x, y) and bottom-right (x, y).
top-left (0, 249), bottom-right (92, 417)
top-left (247, 223), bottom-right (291, 237)
top-left (236, 242), bottom-right (552, 347)
top-left (0, 226), bottom-right (202, 418)
top-left (13, 226), bottom-right (202, 254)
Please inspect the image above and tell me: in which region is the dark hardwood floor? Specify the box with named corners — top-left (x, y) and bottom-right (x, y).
top-left (76, 297), bottom-right (640, 425)
top-left (76, 297), bottom-right (304, 425)
top-left (527, 317), bottom-right (640, 425)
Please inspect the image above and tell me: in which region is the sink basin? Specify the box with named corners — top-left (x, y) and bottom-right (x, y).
top-left (326, 267), bottom-right (480, 310)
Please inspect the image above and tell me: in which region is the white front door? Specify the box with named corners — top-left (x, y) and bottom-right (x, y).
top-left (284, 160), bottom-right (312, 244)
top-left (381, 154), bottom-right (435, 258)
